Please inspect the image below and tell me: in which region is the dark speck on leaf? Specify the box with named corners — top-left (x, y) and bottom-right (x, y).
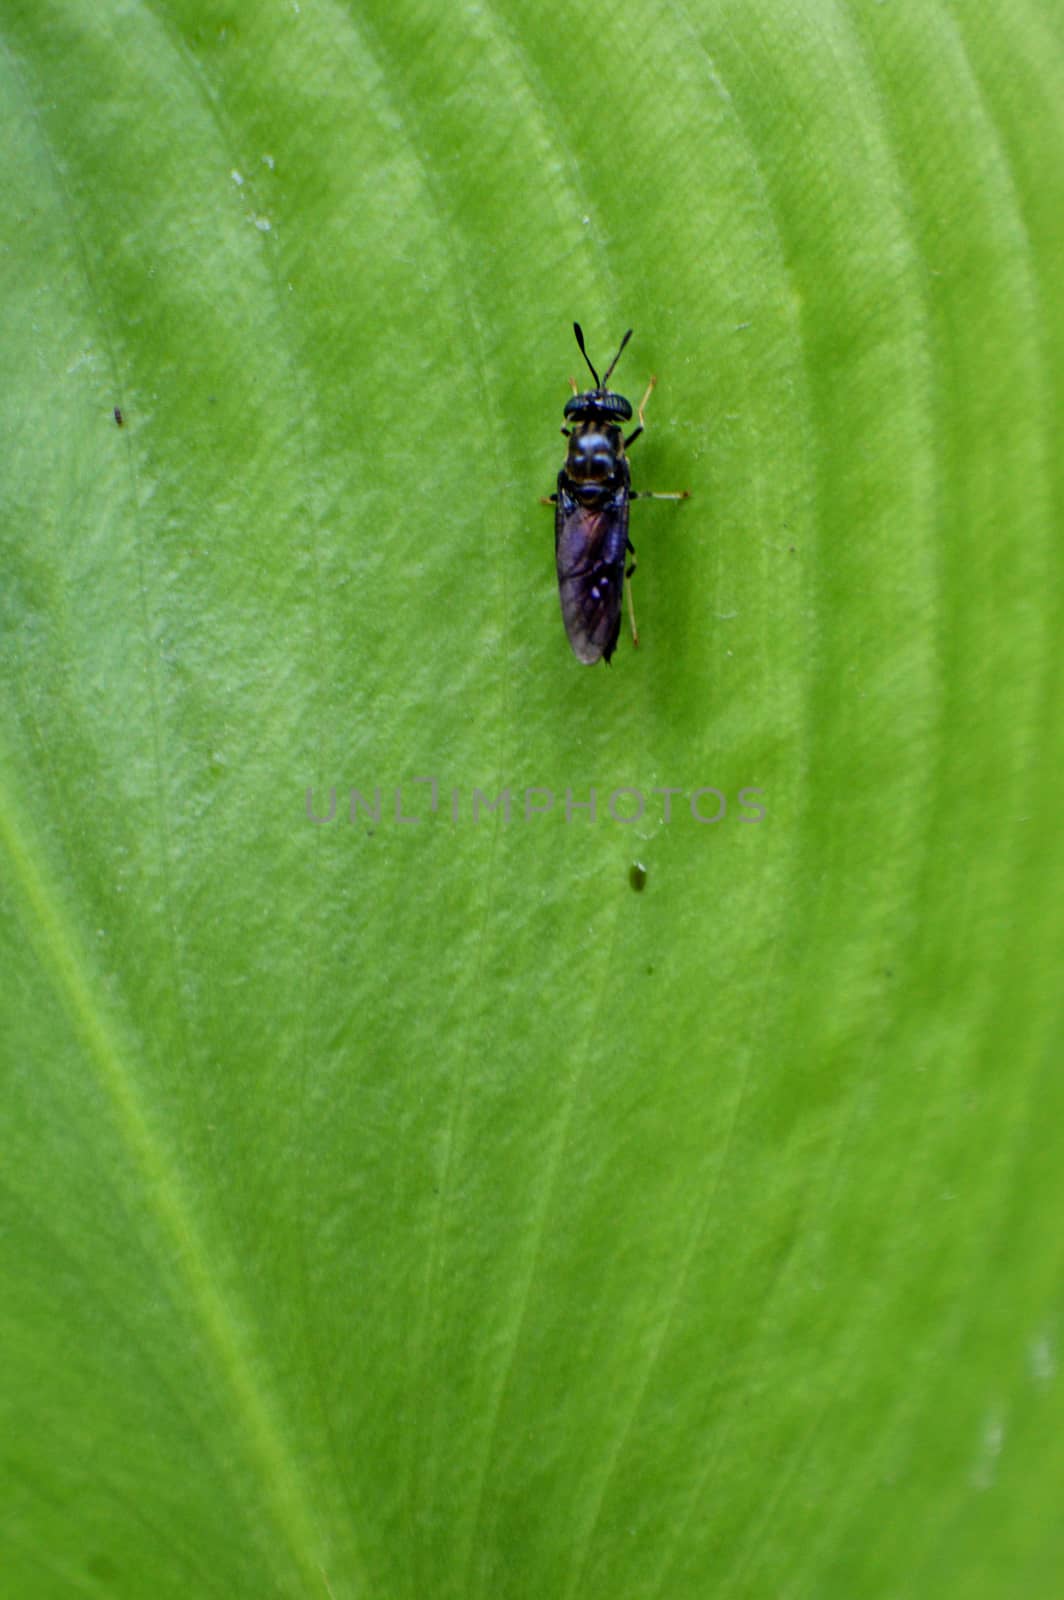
top-left (629, 861), bottom-right (648, 893)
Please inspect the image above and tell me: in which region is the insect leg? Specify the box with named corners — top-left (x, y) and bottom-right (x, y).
top-left (624, 569), bottom-right (639, 648)
top-left (539, 494), bottom-right (558, 505)
top-left (625, 375), bottom-right (657, 447)
top-left (630, 489), bottom-right (691, 501)
top-left (568, 376), bottom-right (579, 396)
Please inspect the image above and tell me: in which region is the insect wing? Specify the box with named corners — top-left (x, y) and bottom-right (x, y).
top-left (555, 477), bottom-right (630, 664)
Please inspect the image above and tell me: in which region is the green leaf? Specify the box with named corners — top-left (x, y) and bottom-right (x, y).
top-left (3, 2), bottom-right (1064, 1596)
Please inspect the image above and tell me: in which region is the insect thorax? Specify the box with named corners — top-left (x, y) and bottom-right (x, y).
top-left (565, 420), bottom-right (627, 486)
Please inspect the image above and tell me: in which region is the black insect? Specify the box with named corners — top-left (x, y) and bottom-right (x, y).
top-left (545, 323), bottom-right (688, 665)
top-left (113, 406), bottom-right (124, 426)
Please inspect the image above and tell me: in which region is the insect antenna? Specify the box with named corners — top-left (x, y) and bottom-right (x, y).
top-left (572, 322), bottom-right (600, 388)
top-left (602, 328), bottom-right (633, 387)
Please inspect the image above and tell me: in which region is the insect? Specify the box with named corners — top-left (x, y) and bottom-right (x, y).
top-left (113, 406), bottom-right (124, 426)
top-left (544, 323), bottom-right (688, 665)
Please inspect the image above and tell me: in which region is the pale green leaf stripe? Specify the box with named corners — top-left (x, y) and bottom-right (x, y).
top-left (0, 763), bottom-right (342, 1599)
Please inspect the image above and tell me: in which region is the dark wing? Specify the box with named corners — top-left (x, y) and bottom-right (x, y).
top-left (554, 476), bottom-right (630, 665)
